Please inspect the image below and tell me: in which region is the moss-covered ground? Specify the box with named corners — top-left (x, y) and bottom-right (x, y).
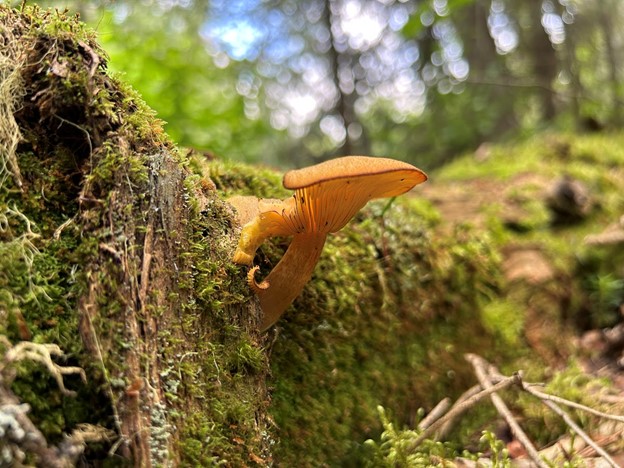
top-left (1, 4), bottom-right (623, 467)
top-left (205, 132), bottom-right (624, 466)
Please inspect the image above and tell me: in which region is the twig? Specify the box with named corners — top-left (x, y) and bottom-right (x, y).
top-left (471, 355), bottom-right (623, 466)
top-left (52, 114), bottom-right (93, 157)
top-left (465, 353), bottom-right (548, 468)
top-left (488, 364), bottom-right (624, 424)
top-left (407, 373), bottom-right (520, 451)
top-left (418, 397), bottom-right (451, 430)
top-left (437, 384), bottom-right (484, 437)
top-left (577, 431), bottom-right (624, 458)
top-left (78, 40), bottom-right (101, 77)
top-left (539, 399), bottom-right (619, 468)
top-left (53, 215), bottom-right (75, 240)
top-left (138, 221), bottom-right (154, 311)
top-left (523, 384), bottom-right (624, 424)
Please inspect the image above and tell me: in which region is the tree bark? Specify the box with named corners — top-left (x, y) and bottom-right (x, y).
top-left (599, 0), bottom-right (622, 126)
top-left (0, 5), bottom-right (271, 466)
top-left (520, 0), bottom-right (559, 122)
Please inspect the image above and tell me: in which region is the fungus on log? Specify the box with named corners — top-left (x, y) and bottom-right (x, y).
top-left (230, 156), bottom-right (427, 331)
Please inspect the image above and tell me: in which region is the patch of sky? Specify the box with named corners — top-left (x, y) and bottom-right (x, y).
top-left (489, 0), bottom-right (518, 54)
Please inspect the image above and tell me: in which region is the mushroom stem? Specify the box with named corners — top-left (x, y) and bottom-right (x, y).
top-left (233, 218), bottom-right (270, 265)
top-left (252, 232), bottom-right (328, 331)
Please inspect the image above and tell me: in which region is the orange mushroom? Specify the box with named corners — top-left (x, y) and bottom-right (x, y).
top-left (230, 156), bottom-right (427, 331)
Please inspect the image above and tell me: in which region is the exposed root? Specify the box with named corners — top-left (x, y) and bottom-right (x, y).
top-left (0, 205), bottom-right (50, 305)
top-left (0, 337), bottom-right (110, 467)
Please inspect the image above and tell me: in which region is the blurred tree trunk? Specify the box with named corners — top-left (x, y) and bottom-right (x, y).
top-left (516, 0), bottom-right (559, 122)
top-left (599, 0), bottom-right (623, 126)
top-left (558, 2), bottom-right (583, 128)
top-left (324, 0), bottom-right (369, 156)
top-left (457, 0), bottom-right (517, 137)
top-left (461, 0), bottom-right (497, 74)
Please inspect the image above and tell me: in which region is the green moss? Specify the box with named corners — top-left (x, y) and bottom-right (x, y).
top-left (3, 4), bottom-right (623, 466)
top-left (261, 205), bottom-right (505, 464)
top-left (159, 173), bottom-right (273, 464)
top-left (201, 157), bottom-right (289, 200)
top-left (515, 362), bottom-right (611, 447)
top-left (480, 299), bottom-right (524, 347)
top-left (1, 6), bottom-right (273, 465)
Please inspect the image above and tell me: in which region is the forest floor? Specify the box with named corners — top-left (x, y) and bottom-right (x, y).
top-left (420, 172), bottom-right (549, 230)
top-left (420, 172), bottom-right (555, 284)
top-left (416, 149), bottom-right (624, 466)
top-left (421, 164), bottom-right (624, 372)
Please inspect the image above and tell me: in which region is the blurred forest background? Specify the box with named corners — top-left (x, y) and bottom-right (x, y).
top-left (18, 0), bottom-right (624, 169)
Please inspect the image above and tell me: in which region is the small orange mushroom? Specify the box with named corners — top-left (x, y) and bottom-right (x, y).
top-left (230, 156), bottom-right (427, 331)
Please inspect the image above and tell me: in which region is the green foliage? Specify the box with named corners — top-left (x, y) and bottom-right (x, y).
top-left (362, 406), bottom-right (460, 467)
top-left (479, 431), bottom-right (511, 467)
top-left (516, 363), bottom-right (608, 447)
top-left (586, 273), bottom-right (624, 328)
top-left (31, 0), bottom-right (624, 168)
top-left (93, 4), bottom-right (288, 164)
top-left (362, 408), bottom-right (512, 467)
top-left (575, 238), bottom-right (624, 329)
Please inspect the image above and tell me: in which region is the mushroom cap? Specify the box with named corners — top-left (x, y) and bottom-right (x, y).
top-left (281, 156), bottom-right (427, 234)
top-left (231, 156), bottom-right (428, 265)
top-left (283, 156), bottom-right (427, 194)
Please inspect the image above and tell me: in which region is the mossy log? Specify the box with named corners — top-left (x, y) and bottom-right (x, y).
top-left (0, 5), bottom-right (522, 467)
top-left (1, 5), bottom-right (270, 466)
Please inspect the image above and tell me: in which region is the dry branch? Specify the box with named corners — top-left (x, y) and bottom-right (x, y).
top-left (523, 384), bottom-right (624, 424)
top-left (538, 398), bottom-right (619, 468)
top-left (418, 397), bottom-right (451, 430)
top-left (406, 353), bottom-right (624, 467)
top-left (407, 372), bottom-right (521, 451)
top-left (465, 353), bottom-right (548, 468)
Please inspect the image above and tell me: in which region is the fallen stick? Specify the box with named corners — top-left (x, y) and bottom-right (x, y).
top-left (479, 356), bottom-right (623, 467)
top-left (407, 373), bottom-right (520, 451)
top-left (539, 398), bottom-right (619, 468)
top-left (418, 397), bottom-right (451, 430)
top-left (405, 353), bottom-right (624, 466)
top-left (523, 384), bottom-right (624, 424)
top-left (465, 353), bottom-right (549, 468)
